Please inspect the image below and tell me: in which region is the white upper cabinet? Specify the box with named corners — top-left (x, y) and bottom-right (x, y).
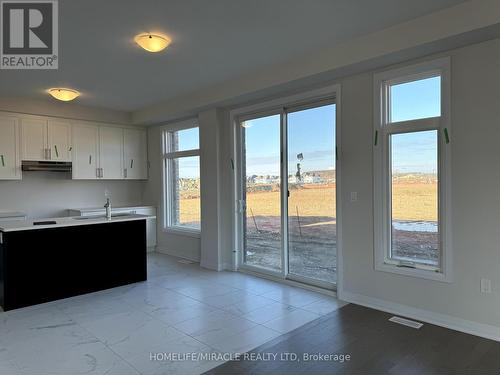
top-left (1, 112), bottom-right (148, 181)
top-left (72, 123), bottom-right (99, 179)
top-left (20, 118), bottom-right (72, 161)
top-left (0, 116), bottom-right (21, 180)
top-left (73, 124), bottom-right (147, 180)
top-left (123, 129), bottom-right (148, 180)
top-left (21, 118), bottom-right (47, 161)
top-left (48, 120), bottom-right (72, 161)
top-left (99, 126), bottom-right (123, 179)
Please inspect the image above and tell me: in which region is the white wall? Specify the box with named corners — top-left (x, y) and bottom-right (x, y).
top-left (339, 37), bottom-right (500, 335)
top-left (0, 172), bottom-right (144, 218)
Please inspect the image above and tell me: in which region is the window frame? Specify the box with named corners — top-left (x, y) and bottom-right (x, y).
top-left (161, 119), bottom-right (201, 237)
top-left (373, 57), bottom-right (452, 282)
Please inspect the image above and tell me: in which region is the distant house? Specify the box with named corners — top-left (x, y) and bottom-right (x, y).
top-left (303, 173), bottom-right (323, 184)
top-left (254, 175), bottom-right (279, 184)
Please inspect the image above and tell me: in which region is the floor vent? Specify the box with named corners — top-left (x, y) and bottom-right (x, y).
top-left (389, 316), bottom-right (423, 329)
top-left (178, 259), bottom-right (196, 264)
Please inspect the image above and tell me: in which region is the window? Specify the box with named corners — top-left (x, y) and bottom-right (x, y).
top-left (374, 58), bottom-right (451, 282)
top-left (163, 123), bottom-right (200, 232)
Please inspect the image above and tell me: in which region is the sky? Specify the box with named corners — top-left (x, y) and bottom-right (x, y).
top-left (170, 127), bottom-right (200, 178)
top-left (174, 75), bottom-right (441, 178)
top-left (244, 106), bottom-right (336, 176)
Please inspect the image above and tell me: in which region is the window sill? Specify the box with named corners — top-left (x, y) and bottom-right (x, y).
top-left (375, 262), bottom-right (452, 283)
top-left (163, 226), bottom-right (201, 238)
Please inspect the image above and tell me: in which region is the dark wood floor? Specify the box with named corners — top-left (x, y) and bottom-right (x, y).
top-left (205, 304), bottom-right (500, 375)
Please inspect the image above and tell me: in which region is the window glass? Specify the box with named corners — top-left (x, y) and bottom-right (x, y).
top-left (390, 130), bottom-right (439, 266)
top-left (171, 127), bottom-right (199, 152)
top-left (170, 156), bottom-right (201, 230)
top-left (243, 114), bottom-right (282, 271)
top-left (390, 76), bottom-right (441, 123)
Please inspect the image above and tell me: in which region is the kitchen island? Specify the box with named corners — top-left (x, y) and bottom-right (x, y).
top-left (0, 214), bottom-right (153, 311)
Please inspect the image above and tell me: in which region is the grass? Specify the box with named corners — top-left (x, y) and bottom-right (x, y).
top-left (177, 182), bottom-right (438, 224)
top-left (392, 182), bottom-right (437, 221)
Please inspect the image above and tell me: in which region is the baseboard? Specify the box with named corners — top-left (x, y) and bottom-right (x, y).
top-left (155, 246), bottom-right (200, 263)
top-left (341, 290), bottom-right (500, 342)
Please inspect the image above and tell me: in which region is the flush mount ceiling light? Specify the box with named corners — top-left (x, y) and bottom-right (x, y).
top-left (134, 33), bottom-right (171, 52)
top-left (47, 88), bottom-right (80, 102)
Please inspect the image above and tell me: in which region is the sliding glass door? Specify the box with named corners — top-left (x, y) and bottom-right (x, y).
top-left (287, 103), bottom-right (337, 285)
top-left (238, 99), bottom-right (338, 288)
top-left (241, 114), bottom-right (282, 271)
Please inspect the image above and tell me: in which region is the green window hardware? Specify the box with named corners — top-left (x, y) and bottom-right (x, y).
top-left (443, 128), bottom-right (450, 144)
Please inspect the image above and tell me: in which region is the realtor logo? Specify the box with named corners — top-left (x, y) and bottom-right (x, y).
top-left (1, 0), bottom-right (58, 69)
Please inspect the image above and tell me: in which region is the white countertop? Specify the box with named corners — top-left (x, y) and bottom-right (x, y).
top-left (0, 214), bottom-right (155, 233)
top-left (68, 205), bottom-right (155, 212)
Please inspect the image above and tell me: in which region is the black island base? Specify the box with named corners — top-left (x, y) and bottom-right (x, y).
top-left (0, 220), bottom-right (147, 311)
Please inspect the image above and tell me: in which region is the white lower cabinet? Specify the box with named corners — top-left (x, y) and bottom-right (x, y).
top-left (0, 116), bottom-right (21, 180)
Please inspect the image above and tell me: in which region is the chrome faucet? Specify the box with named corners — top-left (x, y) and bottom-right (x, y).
top-left (104, 198), bottom-right (111, 220)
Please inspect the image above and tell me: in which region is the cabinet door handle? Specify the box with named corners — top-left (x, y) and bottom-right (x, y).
top-left (89, 155), bottom-right (92, 164)
top-left (130, 159), bottom-right (134, 169)
top-left (1, 155), bottom-right (4, 167)
top-left (100, 168), bottom-right (104, 178)
top-left (96, 168), bottom-right (99, 178)
top-left (44, 148), bottom-right (48, 160)
top-left (54, 145), bottom-right (59, 158)
top-left (124, 168), bottom-right (127, 178)
top-left (48, 148), bottom-right (52, 160)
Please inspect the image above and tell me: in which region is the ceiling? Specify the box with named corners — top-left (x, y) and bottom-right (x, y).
top-left (0, 0), bottom-right (467, 112)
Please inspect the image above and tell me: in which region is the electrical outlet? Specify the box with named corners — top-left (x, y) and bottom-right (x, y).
top-left (480, 278), bottom-right (492, 294)
top-left (350, 192), bottom-right (358, 202)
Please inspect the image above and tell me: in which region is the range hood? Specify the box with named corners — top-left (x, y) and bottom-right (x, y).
top-left (22, 161), bottom-right (72, 172)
